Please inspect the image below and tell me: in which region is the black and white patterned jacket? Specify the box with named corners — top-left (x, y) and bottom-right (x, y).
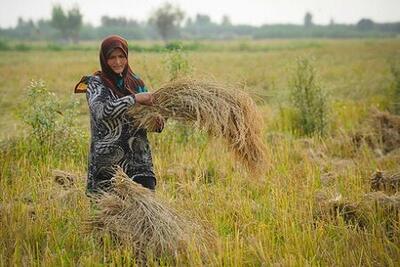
top-left (85, 75), bottom-right (154, 192)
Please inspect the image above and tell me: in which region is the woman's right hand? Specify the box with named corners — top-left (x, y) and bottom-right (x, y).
top-left (134, 92), bottom-right (154, 106)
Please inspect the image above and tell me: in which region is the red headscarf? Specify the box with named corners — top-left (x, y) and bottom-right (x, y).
top-left (96, 35), bottom-right (145, 98)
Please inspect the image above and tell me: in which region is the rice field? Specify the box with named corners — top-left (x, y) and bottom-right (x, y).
top-left (1, 38), bottom-right (400, 266)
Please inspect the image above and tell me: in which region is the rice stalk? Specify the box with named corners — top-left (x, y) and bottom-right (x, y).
top-left (127, 78), bottom-right (267, 174)
top-left (84, 168), bottom-right (212, 262)
top-left (315, 191), bottom-right (400, 235)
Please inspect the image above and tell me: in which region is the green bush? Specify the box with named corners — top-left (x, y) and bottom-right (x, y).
top-left (128, 43), bottom-right (145, 52)
top-left (289, 58), bottom-right (329, 136)
top-left (165, 41), bottom-right (183, 51)
top-left (46, 43), bottom-right (63, 51)
top-left (15, 43), bottom-right (32, 51)
top-left (20, 80), bottom-right (86, 158)
top-left (22, 80), bottom-right (59, 142)
top-left (0, 40), bottom-right (11, 51)
top-left (163, 44), bottom-right (192, 80)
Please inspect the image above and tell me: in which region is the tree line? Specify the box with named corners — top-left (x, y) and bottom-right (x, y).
top-left (1, 3), bottom-right (399, 42)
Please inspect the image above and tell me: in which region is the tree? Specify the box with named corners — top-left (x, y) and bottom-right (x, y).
top-left (304, 12), bottom-right (313, 28)
top-left (149, 3), bottom-right (184, 41)
top-left (357, 18), bottom-right (374, 31)
top-left (51, 5), bottom-right (68, 40)
top-left (51, 5), bottom-right (82, 43)
top-left (221, 15), bottom-right (232, 26)
top-left (195, 14), bottom-right (211, 25)
top-left (66, 7), bottom-right (82, 43)
top-left (185, 18), bottom-right (193, 27)
top-left (101, 16), bottom-right (127, 27)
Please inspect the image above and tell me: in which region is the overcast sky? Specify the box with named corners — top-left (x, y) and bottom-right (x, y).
top-left (1, 0), bottom-right (400, 28)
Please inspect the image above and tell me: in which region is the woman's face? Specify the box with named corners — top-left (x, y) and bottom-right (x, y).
top-left (107, 48), bottom-right (127, 74)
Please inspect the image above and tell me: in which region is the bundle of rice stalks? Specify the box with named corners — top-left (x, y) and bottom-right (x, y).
top-left (84, 168), bottom-right (211, 262)
top-left (353, 109), bottom-right (400, 154)
top-left (314, 193), bottom-right (361, 226)
top-left (127, 78), bottom-right (267, 173)
top-left (315, 191), bottom-right (400, 234)
top-left (53, 169), bottom-right (80, 189)
top-left (361, 192), bottom-right (400, 238)
top-left (362, 191), bottom-right (400, 211)
top-left (371, 170), bottom-right (400, 194)
top-left (370, 109), bottom-right (400, 153)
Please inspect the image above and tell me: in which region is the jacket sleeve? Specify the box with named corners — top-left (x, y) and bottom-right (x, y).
top-left (86, 76), bottom-right (135, 121)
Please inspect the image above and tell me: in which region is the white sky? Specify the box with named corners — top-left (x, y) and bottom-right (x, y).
top-left (1, 0), bottom-right (400, 28)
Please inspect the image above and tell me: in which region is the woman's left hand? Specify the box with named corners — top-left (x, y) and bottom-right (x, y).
top-left (153, 115), bottom-right (165, 133)
top-left (135, 92), bottom-right (154, 106)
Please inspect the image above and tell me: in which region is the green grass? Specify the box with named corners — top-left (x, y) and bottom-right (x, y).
top-left (1, 39), bottom-right (400, 266)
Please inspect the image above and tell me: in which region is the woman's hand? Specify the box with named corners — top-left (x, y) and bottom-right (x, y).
top-left (147, 114), bottom-right (165, 133)
top-left (134, 92), bottom-right (154, 106)
top-left (153, 115), bottom-right (165, 133)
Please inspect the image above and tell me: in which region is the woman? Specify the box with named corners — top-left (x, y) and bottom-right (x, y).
top-left (75, 35), bottom-right (162, 193)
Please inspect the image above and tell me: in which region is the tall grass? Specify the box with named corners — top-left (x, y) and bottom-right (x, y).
top-left (1, 39), bottom-right (400, 266)
top-left (390, 59), bottom-right (400, 115)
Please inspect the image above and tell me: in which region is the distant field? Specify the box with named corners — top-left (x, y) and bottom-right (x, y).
top-left (1, 39), bottom-right (400, 265)
top-left (1, 39), bottom-right (398, 139)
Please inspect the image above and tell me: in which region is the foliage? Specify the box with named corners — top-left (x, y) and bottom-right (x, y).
top-left (357, 18), bottom-right (375, 31)
top-left (50, 5), bottom-right (82, 43)
top-left (304, 12), bottom-right (313, 28)
top-left (51, 5), bottom-right (68, 39)
top-left (0, 39), bottom-right (10, 50)
top-left (46, 43), bottom-right (63, 51)
top-left (1, 12), bottom-right (400, 41)
top-left (163, 43), bottom-right (192, 80)
top-left (149, 3), bottom-right (185, 41)
top-left (15, 43), bottom-right (32, 51)
top-left (22, 80), bottom-right (60, 142)
top-left (289, 57), bottom-right (329, 136)
top-left (66, 7), bottom-right (83, 43)
top-left (20, 80), bottom-right (84, 156)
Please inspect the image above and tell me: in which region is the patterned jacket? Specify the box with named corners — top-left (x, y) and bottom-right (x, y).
top-left (85, 75), bottom-right (154, 192)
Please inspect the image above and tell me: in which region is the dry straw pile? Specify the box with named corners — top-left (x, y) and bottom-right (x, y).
top-left (53, 169), bottom-right (79, 189)
top-left (315, 191), bottom-right (400, 230)
top-left (352, 109), bottom-right (400, 154)
top-left (370, 109), bottom-right (400, 153)
top-left (84, 168), bottom-right (210, 262)
top-left (128, 78), bottom-right (267, 173)
top-left (371, 170), bottom-right (400, 193)
top-left (315, 170), bottom-right (400, 236)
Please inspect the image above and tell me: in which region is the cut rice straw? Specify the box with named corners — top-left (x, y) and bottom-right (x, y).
top-left (127, 78), bottom-right (267, 174)
top-left (84, 168), bottom-right (212, 262)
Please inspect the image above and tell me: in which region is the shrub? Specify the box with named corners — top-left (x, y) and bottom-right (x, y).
top-left (46, 43), bottom-right (63, 51)
top-left (15, 43), bottom-right (32, 51)
top-left (163, 43), bottom-right (192, 80)
top-left (22, 80), bottom-right (60, 142)
top-left (165, 41), bottom-right (183, 51)
top-left (20, 80), bottom-right (86, 158)
top-left (289, 57), bottom-right (329, 136)
top-left (0, 40), bottom-right (10, 51)
top-left (128, 43), bottom-right (145, 52)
